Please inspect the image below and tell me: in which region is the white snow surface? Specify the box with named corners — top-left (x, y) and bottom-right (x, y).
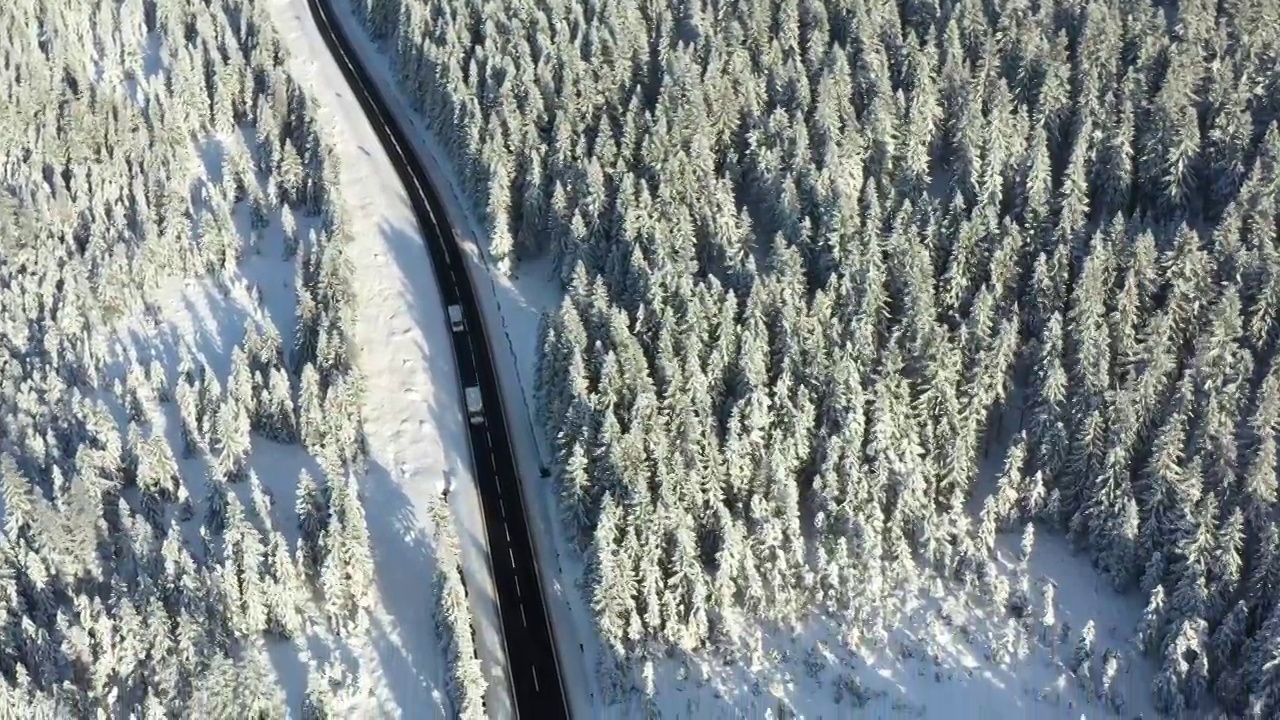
top-left (98, 2), bottom-right (513, 715)
top-left (263, 0), bottom-right (516, 716)
top-left (51, 0), bottom-right (508, 715)
top-left (328, 4), bottom-right (1168, 720)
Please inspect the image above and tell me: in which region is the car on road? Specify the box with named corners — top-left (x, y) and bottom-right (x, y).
top-left (448, 304), bottom-right (465, 332)
top-left (465, 385), bottom-right (484, 425)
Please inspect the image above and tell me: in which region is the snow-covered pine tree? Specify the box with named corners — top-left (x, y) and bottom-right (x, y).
top-left (1019, 522), bottom-right (1035, 564)
top-left (301, 662), bottom-right (342, 719)
top-left (336, 472), bottom-right (374, 624)
top-left (228, 345), bottom-right (257, 421)
top-left (175, 378), bottom-right (202, 458)
top-left (1071, 619), bottom-right (1096, 688)
top-left (197, 366), bottom-right (224, 447)
top-left (1134, 583), bottom-right (1167, 657)
top-left (264, 529), bottom-right (304, 641)
top-left (1100, 648), bottom-right (1124, 712)
top-left (296, 469), bottom-right (326, 579)
top-left (204, 469), bottom-right (229, 537)
top-left (427, 497), bottom-right (486, 718)
top-left (298, 363), bottom-right (325, 451)
top-left (1038, 578), bottom-right (1057, 645)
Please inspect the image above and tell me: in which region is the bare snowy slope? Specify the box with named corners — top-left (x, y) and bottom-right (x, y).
top-left (0, 0), bottom-right (500, 712)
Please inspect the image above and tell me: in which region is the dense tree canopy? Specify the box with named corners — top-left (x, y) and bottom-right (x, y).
top-left (354, 0), bottom-right (1280, 713)
top-left (0, 0), bottom-right (382, 713)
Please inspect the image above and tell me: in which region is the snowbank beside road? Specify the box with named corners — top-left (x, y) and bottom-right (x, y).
top-left (265, 0), bottom-right (512, 715)
top-left (322, 4), bottom-right (600, 717)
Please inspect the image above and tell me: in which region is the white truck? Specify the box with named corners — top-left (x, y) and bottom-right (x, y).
top-left (447, 304), bottom-right (465, 332)
top-left (464, 385), bottom-right (484, 425)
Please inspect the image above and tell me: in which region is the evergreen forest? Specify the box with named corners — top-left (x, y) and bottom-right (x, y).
top-left (0, 0), bottom-right (395, 714)
top-left (351, 0), bottom-right (1280, 714)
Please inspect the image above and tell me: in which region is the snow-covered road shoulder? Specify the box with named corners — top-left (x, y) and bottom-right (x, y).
top-left (264, 0), bottom-right (511, 715)
top-left (320, 3), bottom-right (597, 716)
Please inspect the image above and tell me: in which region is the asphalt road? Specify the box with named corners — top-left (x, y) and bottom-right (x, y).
top-left (305, 0), bottom-right (570, 717)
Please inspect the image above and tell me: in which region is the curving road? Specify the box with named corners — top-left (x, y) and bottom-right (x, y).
top-left (304, 0), bottom-right (570, 717)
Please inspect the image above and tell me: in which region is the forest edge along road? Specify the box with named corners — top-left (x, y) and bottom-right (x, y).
top-left (304, 0), bottom-right (570, 716)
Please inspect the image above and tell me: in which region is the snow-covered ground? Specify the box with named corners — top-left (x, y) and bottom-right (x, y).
top-left (97, 0), bottom-right (513, 714)
top-left (325, 4), bottom-right (1166, 719)
top-left (321, 4), bottom-right (596, 716)
top-left (105, 201), bottom-right (329, 711)
top-left (105, 132), bottom-right (459, 713)
top-left (588, 528), bottom-right (1163, 719)
top-left (262, 0), bottom-right (516, 716)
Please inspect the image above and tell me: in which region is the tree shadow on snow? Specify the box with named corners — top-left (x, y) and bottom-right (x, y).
top-left (362, 218), bottom-right (507, 714)
top-left (360, 455), bottom-right (449, 715)
top-left (367, 217), bottom-right (476, 504)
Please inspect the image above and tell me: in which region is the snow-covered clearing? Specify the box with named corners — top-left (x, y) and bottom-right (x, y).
top-left (329, 3), bottom-right (1165, 719)
top-left (588, 528), bottom-right (1162, 719)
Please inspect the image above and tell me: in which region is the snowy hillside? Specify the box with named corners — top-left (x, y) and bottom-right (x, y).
top-left (0, 0), bottom-right (488, 715)
top-left (264, 0), bottom-right (512, 715)
top-left (331, 1), bottom-right (1168, 718)
top-left (339, 0), bottom-right (1280, 718)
